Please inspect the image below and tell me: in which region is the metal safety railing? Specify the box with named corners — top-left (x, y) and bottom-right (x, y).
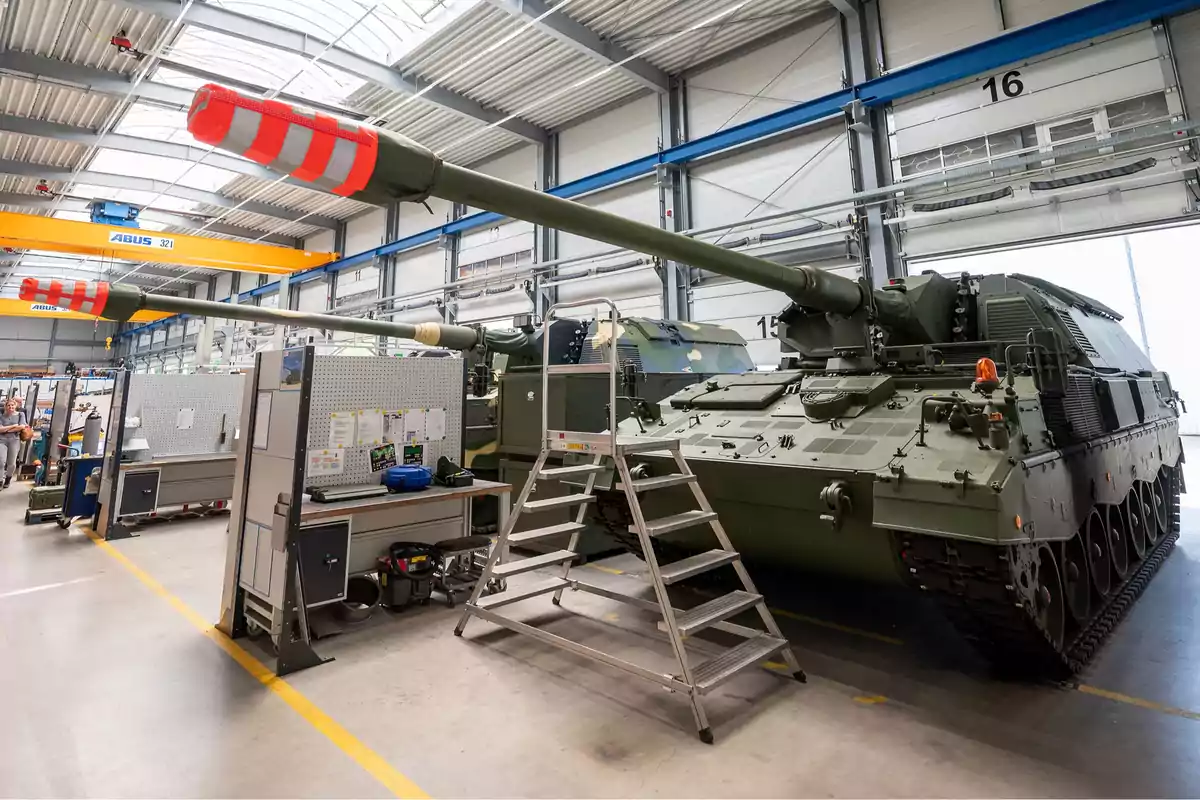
top-left (540, 297), bottom-right (619, 457)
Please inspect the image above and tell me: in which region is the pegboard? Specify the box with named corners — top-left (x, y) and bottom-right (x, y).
top-left (306, 355), bottom-right (464, 487)
top-left (125, 374), bottom-right (245, 457)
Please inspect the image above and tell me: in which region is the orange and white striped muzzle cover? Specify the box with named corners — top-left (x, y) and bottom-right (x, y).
top-left (187, 84), bottom-right (379, 198)
top-left (20, 278), bottom-right (110, 317)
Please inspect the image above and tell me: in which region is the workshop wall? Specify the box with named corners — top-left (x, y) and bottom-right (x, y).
top-left (0, 317), bottom-right (114, 373)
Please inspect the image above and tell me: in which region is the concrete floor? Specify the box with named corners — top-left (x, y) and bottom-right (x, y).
top-left (1, 443), bottom-right (1199, 798)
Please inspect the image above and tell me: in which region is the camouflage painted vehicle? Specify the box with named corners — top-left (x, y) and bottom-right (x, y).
top-left (467, 316), bottom-right (754, 479)
top-left (593, 272), bottom-right (1183, 676)
top-left (496, 316), bottom-right (753, 551)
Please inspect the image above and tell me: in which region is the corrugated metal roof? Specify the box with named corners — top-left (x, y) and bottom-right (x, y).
top-left (0, 132), bottom-right (83, 167)
top-left (565, 0), bottom-right (831, 73)
top-left (0, 75), bottom-right (118, 128)
top-left (391, 3), bottom-right (644, 132)
top-left (191, 204), bottom-right (324, 240)
top-left (220, 175), bottom-right (374, 220)
top-left (4, 0), bottom-right (171, 74)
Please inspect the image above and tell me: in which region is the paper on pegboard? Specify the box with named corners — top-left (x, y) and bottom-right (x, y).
top-left (426, 408), bottom-right (446, 441)
top-left (404, 408), bottom-right (426, 441)
top-left (328, 412), bottom-right (355, 448)
top-left (383, 410), bottom-right (404, 443)
top-left (356, 409), bottom-right (384, 446)
top-left (307, 449), bottom-right (344, 477)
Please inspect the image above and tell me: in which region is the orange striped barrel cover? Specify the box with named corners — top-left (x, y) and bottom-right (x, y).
top-left (187, 84), bottom-right (440, 206)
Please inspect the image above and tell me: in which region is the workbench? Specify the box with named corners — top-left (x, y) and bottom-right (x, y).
top-left (236, 480), bottom-right (512, 675)
top-left (97, 452), bottom-right (238, 539)
top-left (294, 480), bottom-right (512, 573)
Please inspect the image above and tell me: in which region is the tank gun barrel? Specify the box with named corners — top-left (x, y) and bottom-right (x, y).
top-left (187, 84), bottom-right (871, 320)
top-left (18, 278), bottom-right (493, 351)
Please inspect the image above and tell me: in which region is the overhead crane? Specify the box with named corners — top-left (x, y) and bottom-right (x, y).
top-left (0, 297), bottom-right (171, 322)
top-left (0, 211), bottom-right (338, 275)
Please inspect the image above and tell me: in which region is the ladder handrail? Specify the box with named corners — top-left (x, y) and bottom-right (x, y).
top-left (541, 297), bottom-right (620, 457)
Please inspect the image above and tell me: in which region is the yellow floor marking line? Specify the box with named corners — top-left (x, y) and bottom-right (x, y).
top-left (1076, 684), bottom-right (1200, 722)
top-left (853, 695), bottom-right (889, 705)
top-left (769, 607), bottom-right (905, 646)
top-left (86, 533), bottom-right (429, 799)
top-left (584, 563), bottom-right (627, 576)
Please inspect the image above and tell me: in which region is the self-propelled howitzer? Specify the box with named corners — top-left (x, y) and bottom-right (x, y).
top-left (172, 85), bottom-right (1186, 675)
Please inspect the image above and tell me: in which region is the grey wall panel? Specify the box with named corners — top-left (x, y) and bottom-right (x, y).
top-left (881, 0), bottom-right (999, 69)
top-left (1003, 0), bottom-right (1098, 30)
top-left (0, 340), bottom-right (51, 359)
top-left (688, 17), bottom-right (844, 139)
top-left (3, 319), bottom-right (55, 340)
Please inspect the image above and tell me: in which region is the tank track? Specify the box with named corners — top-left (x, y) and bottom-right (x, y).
top-left (898, 465), bottom-right (1181, 679)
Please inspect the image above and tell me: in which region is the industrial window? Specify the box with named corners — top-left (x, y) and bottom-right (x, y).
top-left (456, 249), bottom-right (533, 281)
top-left (334, 289), bottom-right (379, 309)
top-left (1108, 92), bottom-right (1177, 153)
top-left (895, 91), bottom-right (1174, 182)
top-left (1046, 116), bottom-right (1099, 166)
top-left (897, 125), bottom-right (1037, 179)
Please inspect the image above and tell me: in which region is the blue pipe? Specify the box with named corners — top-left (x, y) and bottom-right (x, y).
top-left (121, 0), bottom-right (1200, 337)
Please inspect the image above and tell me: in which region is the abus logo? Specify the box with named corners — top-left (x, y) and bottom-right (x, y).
top-left (30, 304), bottom-right (58, 312)
top-left (107, 231), bottom-right (174, 250)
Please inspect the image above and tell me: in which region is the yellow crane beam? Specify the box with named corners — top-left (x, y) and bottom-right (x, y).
top-left (0, 211), bottom-right (336, 275)
top-left (0, 297), bottom-right (170, 322)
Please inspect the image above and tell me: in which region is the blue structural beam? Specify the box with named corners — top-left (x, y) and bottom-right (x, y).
top-left (122, 0), bottom-right (1200, 337)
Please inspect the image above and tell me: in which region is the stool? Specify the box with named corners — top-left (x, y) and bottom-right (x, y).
top-left (433, 535), bottom-right (497, 607)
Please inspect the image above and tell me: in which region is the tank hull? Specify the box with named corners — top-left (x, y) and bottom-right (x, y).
top-left (610, 458), bottom-right (905, 585)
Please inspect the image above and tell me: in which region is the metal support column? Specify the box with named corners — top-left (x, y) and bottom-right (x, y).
top-left (842, 0), bottom-right (899, 287)
top-left (534, 134), bottom-right (560, 320)
top-left (328, 221), bottom-right (347, 311)
top-left (378, 201), bottom-right (400, 354)
top-left (658, 77), bottom-right (692, 321)
top-left (443, 202), bottom-right (467, 326)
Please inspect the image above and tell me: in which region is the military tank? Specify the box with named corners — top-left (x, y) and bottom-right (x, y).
top-left (593, 271), bottom-right (1184, 676)
top-left (34, 83), bottom-right (1181, 676)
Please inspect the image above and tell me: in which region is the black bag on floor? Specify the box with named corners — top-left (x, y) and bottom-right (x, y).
top-left (377, 542), bottom-right (438, 610)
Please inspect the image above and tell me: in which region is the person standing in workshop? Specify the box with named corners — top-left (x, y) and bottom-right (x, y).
top-left (0, 397), bottom-right (29, 488)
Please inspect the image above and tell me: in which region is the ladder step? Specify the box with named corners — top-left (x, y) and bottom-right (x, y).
top-left (523, 493), bottom-right (596, 512)
top-left (633, 510), bottom-right (717, 537)
top-left (538, 464), bottom-right (606, 481)
top-left (475, 577), bottom-right (570, 610)
top-left (659, 549), bottom-right (740, 585)
top-left (508, 521), bottom-right (585, 544)
top-left (660, 590), bottom-right (762, 636)
top-left (617, 474), bottom-right (696, 493)
top-left (546, 363), bottom-right (613, 375)
top-left (492, 550), bottom-right (577, 578)
top-left (615, 436), bottom-right (680, 454)
top-left (692, 635), bottom-right (788, 694)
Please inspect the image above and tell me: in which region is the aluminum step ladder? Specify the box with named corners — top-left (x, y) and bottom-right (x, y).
top-left (454, 298), bottom-right (805, 744)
